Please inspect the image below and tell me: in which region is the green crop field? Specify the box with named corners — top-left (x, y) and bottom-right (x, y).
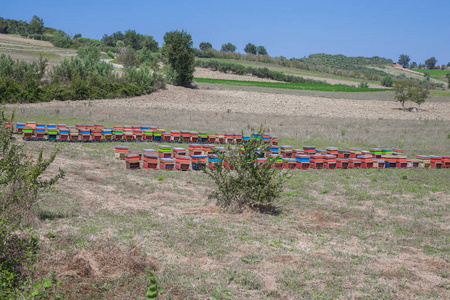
top-left (194, 77), bottom-right (387, 92)
top-left (412, 69), bottom-right (450, 81)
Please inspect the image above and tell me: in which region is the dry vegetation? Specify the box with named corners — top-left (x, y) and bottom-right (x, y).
top-left (2, 37), bottom-right (450, 298)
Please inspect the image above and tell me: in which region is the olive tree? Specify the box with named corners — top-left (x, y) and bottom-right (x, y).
top-left (393, 79), bottom-right (430, 110)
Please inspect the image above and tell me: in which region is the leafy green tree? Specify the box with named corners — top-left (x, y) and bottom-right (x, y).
top-left (77, 46), bottom-right (100, 62)
top-left (393, 79), bottom-right (430, 110)
top-left (244, 43), bottom-right (257, 54)
top-left (199, 42), bottom-right (212, 51)
top-left (424, 71), bottom-right (430, 81)
top-left (425, 57), bottom-right (437, 69)
top-left (409, 82), bottom-right (430, 110)
top-left (221, 43), bottom-right (236, 52)
top-left (256, 45), bottom-right (268, 55)
top-left (409, 61), bottom-right (417, 69)
top-left (52, 32), bottom-right (72, 48)
top-left (398, 54), bottom-right (410, 68)
top-left (161, 30), bottom-right (195, 87)
top-left (118, 47), bottom-right (138, 68)
top-left (29, 15), bottom-right (44, 34)
top-left (73, 33), bottom-right (82, 39)
top-left (203, 127), bottom-right (287, 213)
top-left (446, 62), bottom-right (450, 67)
top-left (381, 75), bottom-right (394, 87)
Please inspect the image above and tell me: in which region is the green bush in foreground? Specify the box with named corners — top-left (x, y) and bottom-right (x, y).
top-left (381, 75), bottom-right (394, 87)
top-left (203, 128), bottom-right (287, 213)
top-left (0, 109), bottom-right (64, 297)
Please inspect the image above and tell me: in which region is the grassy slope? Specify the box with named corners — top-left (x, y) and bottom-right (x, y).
top-left (411, 69), bottom-right (450, 81)
top-left (194, 77), bottom-right (387, 92)
top-left (197, 58), bottom-right (381, 84)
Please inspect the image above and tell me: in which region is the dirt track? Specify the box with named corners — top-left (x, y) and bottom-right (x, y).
top-left (0, 33), bottom-right (53, 47)
top-left (15, 85), bottom-right (450, 121)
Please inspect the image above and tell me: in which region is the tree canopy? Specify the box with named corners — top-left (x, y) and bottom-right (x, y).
top-left (393, 79), bottom-right (430, 110)
top-left (162, 30), bottom-right (195, 87)
top-left (29, 15), bottom-right (44, 34)
top-left (244, 43), bottom-right (257, 54)
top-left (257, 45), bottom-right (268, 55)
top-left (398, 54), bottom-right (410, 68)
top-left (199, 42), bottom-right (212, 51)
top-left (425, 57), bottom-right (437, 69)
top-left (221, 42), bottom-right (236, 52)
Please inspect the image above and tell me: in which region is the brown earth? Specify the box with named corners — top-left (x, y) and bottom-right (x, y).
top-left (0, 33), bottom-right (54, 47)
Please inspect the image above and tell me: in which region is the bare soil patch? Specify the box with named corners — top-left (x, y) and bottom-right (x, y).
top-left (0, 33), bottom-right (54, 47)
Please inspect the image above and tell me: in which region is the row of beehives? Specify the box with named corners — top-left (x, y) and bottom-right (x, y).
top-left (115, 145), bottom-right (450, 170)
top-left (6, 122), bottom-right (277, 144)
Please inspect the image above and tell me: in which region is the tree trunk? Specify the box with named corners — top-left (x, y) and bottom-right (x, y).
top-left (402, 102), bottom-right (405, 110)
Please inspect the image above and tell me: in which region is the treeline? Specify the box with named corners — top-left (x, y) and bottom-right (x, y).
top-left (0, 51), bottom-right (165, 103)
top-left (196, 60), bottom-right (328, 85)
top-left (194, 48), bottom-right (390, 81)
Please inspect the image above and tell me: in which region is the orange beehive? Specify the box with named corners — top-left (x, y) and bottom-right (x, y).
top-left (190, 131), bottom-right (199, 143)
top-left (173, 147), bottom-right (186, 156)
top-left (189, 144), bottom-right (203, 156)
top-left (175, 155), bottom-right (191, 171)
top-left (225, 133), bottom-right (234, 144)
top-left (159, 158), bottom-right (175, 170)
top-left (171, 130), bottom-right (181, 142)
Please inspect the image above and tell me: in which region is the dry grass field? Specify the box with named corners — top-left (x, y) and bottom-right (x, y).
top-left (5, 76), bottom-right (450, 299)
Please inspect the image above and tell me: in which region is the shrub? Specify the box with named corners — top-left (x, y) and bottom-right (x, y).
top-left (0, 109), bottom-right (64, 295)
top-left (381, 75), bottom-right (394, 87)
top-left (107, 50), bottom-right (115, 59)
top-left (358, 81), bottom-right (369, 88)
top-left (203, 128), bottom-right (287, 213)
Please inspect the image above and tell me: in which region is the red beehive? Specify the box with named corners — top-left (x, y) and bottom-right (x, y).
top-left (430, 156), bottom-right (443, 169)
top-left (336, 158), bottom-right (348, 169)
top-left (282, 158), bottom-right (297, 169)
top-left (91, 129), bottom-right (102, 142)
top-left (208, 134), bottom-right (217, 143)
top-left (171, 130), bottom-right (181, 142)
top-left (225, 133), bottom-right (234, 144)
top-left (202, 144), bottom-right (215, 156)
top-left (215, 133), bottom-right (225, 144)
top-left (143, 154), bottom-right (158, 169)
top-left (134, 130), bottom-right (143, 141)
top-left (310, 155), bottom-right (324, 169)
top-left (442, 156), bottom-right (450, 168)
top-left (373, 159), bottom-right (385, 169)
top-left (280, 145), bottom-right (293, 158)
top-left (326, 147), bottom-right (339, 155)
top-left (76, 124), bottom-right (85, 129)
top-left (190, 131), bottom-right (199, 143)
top-left (175, 155), bottom-right (191, 171)
top-left (85, 124), bottom-right (95, 130)
top-left (234, 133), bottom-right (242, 144)
top-left (324, 155), bottom-right (337, 169)
top-left (173, 147), bottom-right (186, 156)
top-left (115, 145), bottom-right (129, 153)
top-left (159, 158), bottom-right (175, 170)
top-left (123, 125), bottom-right (132, 130)
top-left (293, 149), bottom-right (304, 156)
top-left (125, 154), bottom-right (140, 169)
top-left (348, 158), bottom-right (361, 168)
top-left (158, 145), bottom-right (172, 158)
top-left (357, 154), bottom-right (373, 168)
top-left (181, 131), bottom-right (191, 143)
top-left (161, 132), bottom-right (171, 142)
top-left (124, 130), bottom-right (134, 142)
top-left (269, 136), bottom-right (278, 145)
top-left (94, 124), bottom-right (104, 129)
top-left (407, 159), bottom-right (420, 168)
top-left (189, 144), bottom-right (203, 156)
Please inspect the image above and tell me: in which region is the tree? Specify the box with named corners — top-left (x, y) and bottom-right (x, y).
top-left (409, 83), bottom-right (430, 110)
top-left (256, 45), bottom-right (268, 55)
top-left (446, 73), bottom-right (450, 88)
top-left (393, 79), bottom-right (430, 110)
top-left (118, 47), bottom-right (138, 68)
top-left (73, 33), bottom-right (82, 39)
top-left (199, 42), bottom-right (212, 51)
top-left (425, 57), bottom-right (437, 69)
top-left (29, 15), bottom-right (44, 34)
top-left (161, 30), bottom-right (195, 87)
top-left (410, 61), bottom-right (417, 69)
top-left (244, 43), bottom-right (257, 54)
top-left (447, 62), bottom-right (450, 67)
top-left (203, 127), bottom-right (286, 213)
top-left (424, 71), bottom-right (430, 81)
top-left (381, 75), bottom-right (394, 87)
top-left (221, 42), bottom-right (236, 52)
top-left (398, 54), bottom-right (410, 68)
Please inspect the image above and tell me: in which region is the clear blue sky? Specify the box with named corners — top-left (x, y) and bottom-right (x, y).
top-left (2, 0), bottom-right (449, 64)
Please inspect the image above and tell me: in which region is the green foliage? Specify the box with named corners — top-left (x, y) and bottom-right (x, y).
top-left (0, 109), bottom-right (64, 296)
top-left (195, 60), bottom-right (327, 84)
top-left (107, 51), bottom-right (115, 59)
top-left (381, 75), bottom-right (394, 87)
top-left (77, 46), bottom-right (101, 62)
top-left (410, 61), bottom-right (417, 69)
top-left (146, 271), bottom-right (163, 299)
top-left (203, 128), bottom-right (287, 213)
top-left (102, 30), bottom-right (158, 51)
top-left (199, 42), bottom-right (213, 51)
top-left (446, 73), bottom-right (450, 88)
top-left (398, 54), bottom-right (410, 68)
top-left (256, 45), bottom-right (267, 55)
top-left (221, 43), bottom-right (236, 52)
top-left (244, 43), bottom-right (257, 54)
top-left (358, 81), bottom-right (369, 88)
top-left (393, 79), bottom-right (430, 110)
top-left (52, 31), bottom-right (73, 48)
top-left (118, 47), bottom-right (138, 68)
top-left (162, 30), bottom-right (195, 87)
top-left (28, 15), bottom-right (44, 35)
top-left (194, 77), bottom-right (385, 92)
top-left (424, 71), bottom-right (430, 81)
top-left (425, 57), bottom-right (437, 69)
